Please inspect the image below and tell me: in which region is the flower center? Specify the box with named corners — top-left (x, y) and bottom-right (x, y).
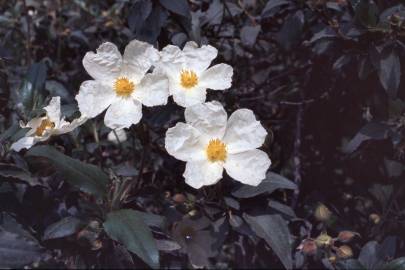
top-left (35, 118), bottom-right (55, 136)
top-left (180, 70), bottom-right (198, 89)
top-left (206, 139), bottom-right (227, 162)
top-left (114, 77), bottom-right (135, 97)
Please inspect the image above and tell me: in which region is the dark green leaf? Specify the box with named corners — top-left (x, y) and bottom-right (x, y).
top-left (128, 0), bottom-right (152, 34)
top-left (355, 0), bottom-right (379, 27)
top-left (378, 50), bottom-right (401, 98)
top-left (343, 122), bottom-right (391, 153)
top-left (358, 241), bottom-right (382, 270)
top-left (336, 259), bottom-right (366, 270)
top-left (240, 25), bottom-right (261, 47)
top-left (276, 10), bottom-right (304, 50)
top-left (26, 145), bottom-right (108, 198)
top-left (382, 257), bottom-right (405, 270)
top-left (43, 216), bottom-right (84, 240)
top-left (268, 200), bottom-right (296, 218)
top-left (0, 230), bottom-right (43, 268)
top-left (244, 214), bottom-right (292, 269)
top-left (0, 163), bottom-right (40, 186)
top-left (232, 172), bottom-right (297, 198)
top-left (159, 0), bottom-right (190, 18)
top-left (103, 209), bottom-right (159, 269)
top-left (261, 0), bottom-right (290, 18)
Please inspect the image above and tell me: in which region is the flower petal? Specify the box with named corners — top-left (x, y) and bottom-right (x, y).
top-left (171, 85), bottom-right (207, 108)
top-left (224, 149), bottom-right (271, 186)
top-left (24, 117), bottom-right (45, 136)
top-left (76, 80), bottom-right (115, 118)
top-left (182, 41), bottom-right (218, 73)
top-left (133, 72), bottom-right (169, 107)
top-left (185, 101), bottom-right (227, 139)
top-left (199, 64), bottom-right (233, 90)
top-left (83, 42), bottom-right (122, 83)
top-left (183, 160), bottom-right (223, 189)
top-left (44, 96), bottom-right (61, 125)
top-left (122, 40), bottom-right (160, 82)
top-left (223, 109), bottom-right (267, 153)
top-left (10, 136), bottom-right (36, 152)
top-left (165, 122), bottom-right (206, 162)
top-left (107, 129), bottom-right (127, 144)
top-left (53, 116), bottom-right (88, 135)
top-left (104, 98), bottom-right (143, 129)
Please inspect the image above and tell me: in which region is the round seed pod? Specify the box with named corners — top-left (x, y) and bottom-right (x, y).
top-left (315, 233), bottom-right (333, 247)
top-left (337, 231), bottom-right (359, 243)
top-left (314, 204), bottom-right (332, 222)
top-left (337, 245), bottom-right (353, 259)
top-left (369, 213), bottom-right (381, 224)
top-left (302, 239), bottom-right (317, 255)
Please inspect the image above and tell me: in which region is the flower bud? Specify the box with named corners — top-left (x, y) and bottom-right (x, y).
top-left (301, 239), bottom-right (317, 255)
top-left (314, 204), bottom-right (332, 222)
top-left (369, 213), bottom-right (381, 224)
top-left (337, 245), bottom-right (353, 259)
top-left (337, 231), bottom-right (359, 243)
top-left (315, 233), bottom-right (333, 247)
top-left (173, 193), bottom-right (186, 204)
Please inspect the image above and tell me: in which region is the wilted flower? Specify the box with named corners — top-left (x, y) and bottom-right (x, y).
top-left (107, 129), bottom-right (127, 144)
top-left (298, 239), bottom-right (318, 255)
top-left (11, 97), bottom-right (86, 152)
top-left (76, 40), bottom-right (169, 129)
top-left (336, 245), bottom-right (353, 259)
top-left (157, 41), bottom-right (233, 107)
top-left (314, 203), bottom-right (332, 222)
top-left (165, 101), bottom-right (271, 188)
top-left (315, 232), bottom-right (333, 247)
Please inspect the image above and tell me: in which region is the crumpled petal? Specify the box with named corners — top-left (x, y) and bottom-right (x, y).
top-left (171, 85), bottom-right (207, 108)
top-left (165, 123), bottom-right (206, 162)
top-left (107, 129), bottom-right (127, 144)
top-left (44, 96), bottom-right (61, 126)
top-left (185, 101), bottom-right (227, 139)
top-left (104, 98), bottom-right (142, 129)
top-left (83, 42), bottom-right (122, 84)
top-left (224, 149), bottom-right (271, 186)
top-left (182, 41), bottom-right (218, 73)
top-left (76, 80), bottom-right (115, 118)
top-left (199, 63), bottom-right (233, 90)
top-left (133, 72), bottom-right (169, 107)
top-left (223, 109), bottom-right (267, 153)
top-left (122, 39), bottom-right (160, 83)
top-left (52, 115), bottom-right (88, 135)
top-left (183, 160), bottom-right (223, 189)
top-left (10, 136), bottom-right (36, 152)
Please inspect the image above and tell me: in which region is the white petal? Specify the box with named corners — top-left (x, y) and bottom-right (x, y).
top-left (44, 96), bottom-right (61, 125)
top-left (53, 116), bottom-right (88, 135)
top-left (76, 80), bottom-right (115, 118)
top-left (122, 40), bottom-right (159, 82)
top-left (159, 44), bottom-right (182, 64)
top-left (224, 149), bottom-right (271, 186)
top-left (223, 109), bottom-right (267, 153)
top-left (165, 122), bottom-right (206, 162)
top-left (107, 129), bottom-right (127, 144)
top-left (104, 98), bottom-right (142, 129)
top-left (133, 73), bottom-right (169, 107)
top-left (83, 42), bottom-right (122, 83)
top-left (10, 136), bottom-right (36, 152)
top-left (199, 64), bottom-right (233, 90)
top-left (182, 41), bottom-right (218, 73)
top-left (185, 101), bottom-right (227, 138)
top-left (183, 160), bottom-right (223, 189)
top-left (24, 117), bottom-right (45, 136)
top-left (171, 85), bottom-right (207, 108)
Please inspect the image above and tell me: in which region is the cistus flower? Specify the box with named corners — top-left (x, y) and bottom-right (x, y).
top-left (165, 101), bottom-right (271, 188)
top-left (76, 40), bottom-right (169, 129)
top-left (10, 97), bottom-right (87, 151)
top-left (157, 41), bottom-right (233, 107)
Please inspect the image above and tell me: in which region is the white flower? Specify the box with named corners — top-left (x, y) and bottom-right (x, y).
top-left (157, 41), bottom-right (233, 107)
top-left (107, 129), bottom-right (127, 144)
top-left (165, 101), bottom-right (271, 188)
top-left (11, 97), bottom-right (87, 152)
top-left (76, 40), bottom-right (169, 129)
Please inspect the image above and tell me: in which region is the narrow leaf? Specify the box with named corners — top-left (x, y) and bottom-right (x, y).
top-left (43, 216), bottom-right (84, 240)
top-left (26, 145), bottom-right (108, 198)
top-left (103, 209), bottom-right (159, 269)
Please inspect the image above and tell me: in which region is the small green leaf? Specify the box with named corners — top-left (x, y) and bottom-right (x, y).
top-left (244, 213), bottom-right (293, 269)
top-left (232, 172), bottom-right (297, 198)
top-left (159, 0), bottom-right (190, 18)
top-left (103, 209), bottom-right (159, 269)
top-left (0, 163), bottom-right (40, 186)
top-left (43, 216), bottom-right (84, 240)
top-left (26, 145), bottom-right (108, 198)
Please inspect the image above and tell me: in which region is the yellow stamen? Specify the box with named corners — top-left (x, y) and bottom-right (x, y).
top-left (114, 77), bottom-right (135, 97)
top-left (206, 139), bottom-right (227, 162)
top-left (35, 118), bottom-right (55, 136)
top-left (180, 70), bottom-right (198, 89)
